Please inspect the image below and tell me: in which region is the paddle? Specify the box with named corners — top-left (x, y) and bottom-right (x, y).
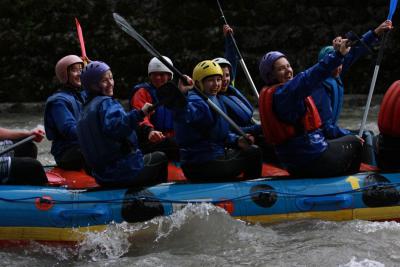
top-left (75, 18), bottom-right (89, 64)
top-left (149, 81), bottom-right (187, 112)
top-left (216, 0), bottom-right (259, 99)
top-left (0, 135), bottom-right (35, 157)
top-left (113, 13), bottom-right (248, 138)
top-left (358, 0), bottom-right (397, 137)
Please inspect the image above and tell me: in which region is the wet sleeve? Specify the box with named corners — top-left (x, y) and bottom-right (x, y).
top-left (324, 123), bottom-right (352, 139)
top-left (131, 88), bottom-right (154, 129)
top-left (274, 52), bottom-right (344, 124)
top-left (48, 100), bottom-right (79, 140)
top-left (224, 35), bottom-right (238, 83)
top-left (99, 99), bottom-right (145, 139)
top-left (342, 30), bottom-right (378, 74)
top-left (183, 98), bottom-right (215, 127)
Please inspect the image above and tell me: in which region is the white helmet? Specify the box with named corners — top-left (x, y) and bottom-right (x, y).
top-left (148, 56), bottom-right (173, 79)
top-left (212, 57), bottom-right (232, 69)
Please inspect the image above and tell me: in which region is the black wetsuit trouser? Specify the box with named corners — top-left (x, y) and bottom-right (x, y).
top-left (98, 151), bottom-right (168, 188)
top-left (288, 135), bottom-right (363, 177)
top-left (139, 137), bottom-right (180, 162)
top-left (7, 140), bottom-right (47, 185)
top-left (181, 145), bottom-right (263, 182)
top-left (56, 145), bottom-right (88, 171)
top-left (9, 157), bottom-right (47, 185)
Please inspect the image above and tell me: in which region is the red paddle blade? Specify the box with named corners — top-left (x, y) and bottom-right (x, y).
top-left (75, 18), bottom-right (87, 60)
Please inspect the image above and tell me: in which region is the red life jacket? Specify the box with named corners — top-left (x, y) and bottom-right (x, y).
top-left (258, 84), bottom-right (322, 145)
top-left (378, 80), bottom-right (400, 137)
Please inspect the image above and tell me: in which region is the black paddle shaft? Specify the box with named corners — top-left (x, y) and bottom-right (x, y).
top-left (113, 13), bottom-right (248, 138)
top-left (0, 135), bottom-right (35, 157)
top-left (216, 0), bottom-right (243, 60)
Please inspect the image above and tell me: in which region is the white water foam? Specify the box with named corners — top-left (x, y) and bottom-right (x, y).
top-left (339, 256), bottom-right (385, 267)
top-left (350, 220), bottom-right (400, 234)
top-left (151, 202), bottom-right (229, 242)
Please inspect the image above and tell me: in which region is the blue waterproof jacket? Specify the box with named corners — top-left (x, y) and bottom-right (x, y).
top-left (44, 88), bottom-right (85, 161)
top-left (222, 35), bottom-right (261, 135)
top-left (77, 95), bottom-right (145, 185)
top-left (220, 86), bottom-right (261, 135)
top-left (129, 82), bottom-right (174, 132)
top-left (172, 91), bottom-right (238, 164)
top-left (273, 50), bottom-right (345, 169)
top-left (312, 30), bottom-right (379, 139)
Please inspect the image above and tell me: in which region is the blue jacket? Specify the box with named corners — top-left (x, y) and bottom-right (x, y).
top-left (273, 50), bottom-right (345, 169)
top-left (172, 91), bottom-right (238, 164)
top-left (77, 95), bottom-right (145, 185)
top-left (220, 86), bottom-right (261, 135)
top-left (129, 82), bottom-right (174, 132)
top-left (44, 88), bottom-right (85, 161)
top-left (224, 34), bottom-right (238, 85)
top-left (312, 30), bottom-right (379, 139)
top-left (222, 35), bottom-right (261, 135)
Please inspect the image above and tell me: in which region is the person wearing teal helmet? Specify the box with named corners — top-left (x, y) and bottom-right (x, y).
top-left (313, 20), bottom-right (392, 140)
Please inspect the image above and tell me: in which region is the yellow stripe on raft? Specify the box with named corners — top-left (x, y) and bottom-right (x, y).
top-left (2, 206), bottom-right (400, 242)
top-left (238, 206), bottom-right (400, 224)
top-left (0, 225), bottom-right (107, 242)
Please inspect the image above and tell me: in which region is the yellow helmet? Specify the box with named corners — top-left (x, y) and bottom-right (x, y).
top-left (192, 60), bottom-right (223, 91)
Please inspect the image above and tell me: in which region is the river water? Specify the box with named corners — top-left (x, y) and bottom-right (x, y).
top-left (1, 96), bottom-right (398, 267)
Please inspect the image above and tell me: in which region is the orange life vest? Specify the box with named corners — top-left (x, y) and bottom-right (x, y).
top-left (378, 80), bottom-right (400, 137)
top-left (258, 84), bottom-right (322, 145)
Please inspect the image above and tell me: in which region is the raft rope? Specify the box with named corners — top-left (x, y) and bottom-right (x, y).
top-left (0, 182), bottom-right (399, 205)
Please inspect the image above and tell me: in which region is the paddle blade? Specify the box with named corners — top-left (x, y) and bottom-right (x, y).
top-left (75, 18), bottom-right (87, 60)
top-left (157, 81), bottom-right (187, 109)
top-left (388, 0), bottom-right (398, 20)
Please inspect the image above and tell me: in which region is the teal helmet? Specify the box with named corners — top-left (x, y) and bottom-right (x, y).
top-left (318, 46), bottom-right (335, 61)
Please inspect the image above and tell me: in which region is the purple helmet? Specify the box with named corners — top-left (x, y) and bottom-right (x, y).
top-left (80, 61), bottom-right (110, 90)
top-left (259, 51), bottom-right (286, 85)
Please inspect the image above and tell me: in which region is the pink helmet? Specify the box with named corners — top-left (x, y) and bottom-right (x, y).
top-left (55, 55), bottom-right (83, 84)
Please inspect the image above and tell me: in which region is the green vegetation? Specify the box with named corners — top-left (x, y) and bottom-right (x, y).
top-left (0, 0), bottom-right (398, 102)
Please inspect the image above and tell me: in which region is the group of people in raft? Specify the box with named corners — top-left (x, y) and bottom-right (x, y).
top-left (1, 19), bottom-right (399, 187)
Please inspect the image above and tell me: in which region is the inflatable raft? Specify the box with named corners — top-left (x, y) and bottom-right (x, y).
top-left (1, 163), bottom-right (400, 244)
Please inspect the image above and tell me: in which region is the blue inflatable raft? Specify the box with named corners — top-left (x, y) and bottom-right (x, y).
top-left (1, 165), bottom-right (400, 244)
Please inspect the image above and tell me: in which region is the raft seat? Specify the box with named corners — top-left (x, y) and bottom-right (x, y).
top-left (45, 163), bottom-right (189, 189)
top-left (46, 168), bottom-right (100, 189)
top-left (46, 161), bottom-right (377, 189)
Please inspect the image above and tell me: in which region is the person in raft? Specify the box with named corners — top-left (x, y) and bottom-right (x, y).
top-left (0, 126), bottom-right (48, 185)
top-left (44, 55), bottom-right (87, 170)
top-left (213, 25), bottom-right (260, 137)
top-left (213, 24), bottom-right (279, 164)
top-left (77, 61), bottom-right (168, 187)
top-left (376, 80), bottom-right (400, 171)
top-left (173, 60), bottom-right (262, 182)
top-left (314, 20), bottom-right (392, 140)
top-left (129, 56), bottom-right (179, 161)
top-left (258, 37), bottom-right (363, 177)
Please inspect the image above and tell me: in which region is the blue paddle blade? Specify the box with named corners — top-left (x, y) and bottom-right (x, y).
top-left (388, 0), bottom-right (398, 20)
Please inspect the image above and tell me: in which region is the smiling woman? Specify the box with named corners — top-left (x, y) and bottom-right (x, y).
top-left (77, 60), bottom-right (168, 188)
top-left (44, 55), bottom-right (86, 171)
top-left (258, 38), bottom-right (364, 178)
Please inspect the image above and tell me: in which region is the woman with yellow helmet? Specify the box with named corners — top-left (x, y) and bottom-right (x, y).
top-left (173, 60), bottom-right (262, 182)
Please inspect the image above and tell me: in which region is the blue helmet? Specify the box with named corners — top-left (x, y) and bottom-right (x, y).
top-left (81, 61), bottom-right (110, 90)
top-left (259, 51), bottom-right (286, 85)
